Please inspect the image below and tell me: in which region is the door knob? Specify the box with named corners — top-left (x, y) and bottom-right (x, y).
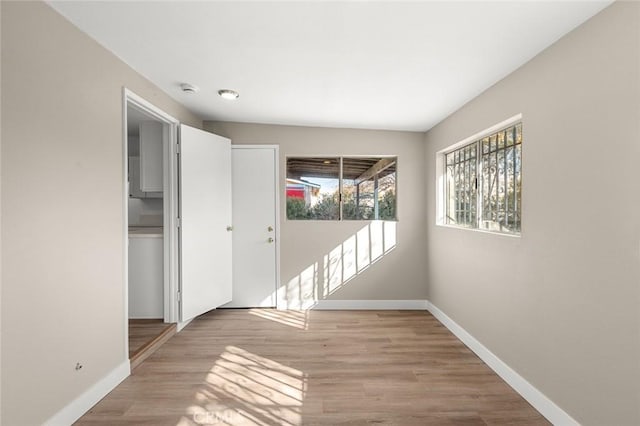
top-left (268, 237), bottom-right (274, 243)
top-left (226, 226), bottom-right (233, 231)
top-left (267, 226), bottom-right (274, 232)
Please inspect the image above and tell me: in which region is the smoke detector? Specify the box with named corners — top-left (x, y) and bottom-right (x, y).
top-left (180, 83), bottom-right (200, 94)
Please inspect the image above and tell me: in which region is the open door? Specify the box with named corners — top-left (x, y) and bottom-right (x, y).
top-left (179, 124), bottom-right (232, 321)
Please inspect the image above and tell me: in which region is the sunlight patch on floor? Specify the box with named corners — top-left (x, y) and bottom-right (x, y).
top-left (181, 346), bottom-right (306, 425)
top-left (248, 309), bottom-right (309, 330)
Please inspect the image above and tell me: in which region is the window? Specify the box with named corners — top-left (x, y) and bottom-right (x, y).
top-left (286, 157), bottom-right (340, 220)
top-left (286, 157), bottom-right (397, 221)
top-left (444, 122), bottom-right (522, 234)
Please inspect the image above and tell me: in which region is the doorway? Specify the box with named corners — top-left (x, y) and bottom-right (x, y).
top-left (123, 89), bottom-right (180, 367)
top-left (123, 90), bottom-right (261, 367)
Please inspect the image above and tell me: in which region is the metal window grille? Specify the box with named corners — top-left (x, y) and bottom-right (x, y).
top-left (445, 143), bottom-right (477, 227)
top-left (479, 123), bottom-right (522, 233)
top-left (444, 123), bottom-right (522, 234)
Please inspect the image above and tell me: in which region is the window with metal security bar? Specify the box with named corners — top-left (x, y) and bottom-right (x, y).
top-left (444, 122), bottom-right (522, 235)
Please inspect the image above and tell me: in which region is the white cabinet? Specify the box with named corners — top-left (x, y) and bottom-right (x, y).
top-left (127, 121), bottom-right (163, 199)
top-left (139, 121), bottom-right (163, 193)
top-left (128, 157), bottom-right (145, 198)
top-left (128, 231), bottom-right (164, 319)
top-left (129, 156), bottom-right (162, 199)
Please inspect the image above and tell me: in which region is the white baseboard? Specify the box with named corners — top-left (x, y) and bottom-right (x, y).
top-left (425, 301), bottom-right (579, 426)
top-left (312, 299), bottom-right (429, 310)
top-left (44, 359), bottom-right (130, 426)
top-left (41, 302), bottom-right (576, 426)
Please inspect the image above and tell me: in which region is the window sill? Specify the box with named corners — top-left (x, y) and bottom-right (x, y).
top-left (435, 222), bottom-right (521, 238)
top-left (286, 218), bottom-right (398, 223)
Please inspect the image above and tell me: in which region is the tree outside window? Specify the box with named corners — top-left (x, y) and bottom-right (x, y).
top-left (286, 157), bottom-right (397, 221)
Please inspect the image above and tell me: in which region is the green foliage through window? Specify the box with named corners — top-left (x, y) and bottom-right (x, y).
top-left (286, 157), bottom-right (397, 221)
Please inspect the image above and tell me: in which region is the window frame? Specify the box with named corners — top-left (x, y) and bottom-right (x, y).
top-left (285, 155), bottom-right (398, 222)
top-left (436, 114), bottom-right (523, 237)
top-left (444, 142), bottom-right (478, 229)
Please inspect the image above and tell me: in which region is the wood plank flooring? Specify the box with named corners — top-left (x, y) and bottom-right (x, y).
top-left (80, 310), bottom-right (549, 425)
top-left (130, 323), bottom-right (177, 371)
top-left (129, 319), bottom-right (173, 357)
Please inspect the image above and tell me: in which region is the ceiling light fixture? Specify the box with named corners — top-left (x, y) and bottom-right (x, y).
top-left (218, 89), bottom-right (239, 100)
top-left (180, 83), bottom-right (200, 94)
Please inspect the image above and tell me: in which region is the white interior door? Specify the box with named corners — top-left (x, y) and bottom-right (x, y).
top-left (179, 124), bottom-right (232, 321)
top-left (224, 147), bottom-right (278, 308)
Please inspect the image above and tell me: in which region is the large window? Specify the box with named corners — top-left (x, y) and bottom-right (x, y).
top-left (286, 157), bottom-right (397, 221)
top-left (444, 122), bottom-right (522, 234)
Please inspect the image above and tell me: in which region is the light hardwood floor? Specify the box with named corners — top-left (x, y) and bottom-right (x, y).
top-left (129, 319), bottom-right (173, 357)
top-left (80, 310), bottom-right (549, 425)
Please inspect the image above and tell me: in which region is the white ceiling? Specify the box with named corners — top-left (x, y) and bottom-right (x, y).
top-left (49, 1), bottom-right (611, 132)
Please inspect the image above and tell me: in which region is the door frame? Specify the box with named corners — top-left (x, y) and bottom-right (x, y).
top-left (122, 88), bottom-right (180, 359)
top-left (231, 144), bottom-right (281, 308)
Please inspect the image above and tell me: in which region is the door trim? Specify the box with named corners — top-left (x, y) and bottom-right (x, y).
top-left (122, 88), bottom-right (180, 360)
top-left (231, 145), bottom-right (281, 308)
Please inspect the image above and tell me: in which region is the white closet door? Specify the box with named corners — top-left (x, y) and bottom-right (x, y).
top-left (224, 147), bottom-right (277, 308)
top-left (179, 124), bottom-right (232, 321)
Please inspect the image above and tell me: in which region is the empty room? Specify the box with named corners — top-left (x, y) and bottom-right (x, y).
top-left (1, 1), bottom-right (639, 425)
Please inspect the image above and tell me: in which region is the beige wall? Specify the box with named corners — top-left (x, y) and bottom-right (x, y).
top-left (424, 2), bottom-right (640, 425)
top-left (205, 122), bottom-right (428, 308)
top-left (0, 2), bottom-right (201, 425)
top-left (0, 2), bottom-right (3, 422)
top-left (2, 1), bottom-right (637, 424)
